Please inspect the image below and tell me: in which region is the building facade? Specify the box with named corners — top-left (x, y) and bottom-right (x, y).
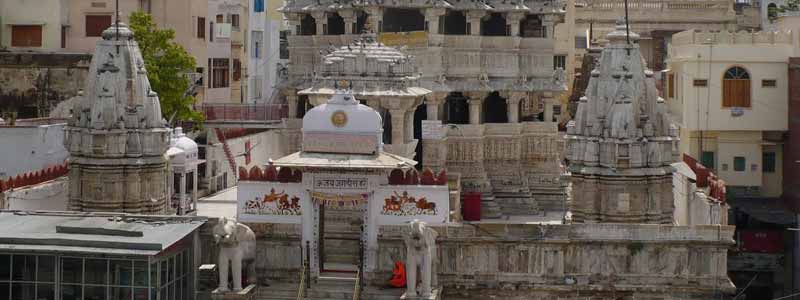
top-left (666, 29), bottom-right (790, 199)
top-left (0, 0), bottom-right (68, 51)
top-left (279, 0), bottom-right (570, 218)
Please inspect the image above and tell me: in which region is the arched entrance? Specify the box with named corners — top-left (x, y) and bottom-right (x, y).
top-left (382, 8), bottom-right (425, 32)
top-left (481, 13), bottom-right (508, 36)
top-left (413, 103), bottom-right (427, 168)
top-left (443, 10), bottom-right (467, 35)
top-left (297, 95), bottom-right (310, 118)
top-left (326, 13), bottom-right (345, 35)
top-left (483, 92), bottom-right (508, 123)
top-left (300, 14), bottom-right (316, 35)
top-left (382, 109), bottom-right (392, 143)
top-left (444, 92), bottom-right (469, 124)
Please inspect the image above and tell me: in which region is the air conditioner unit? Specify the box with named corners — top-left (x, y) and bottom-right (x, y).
top-left (731, 107), bottom-right (744, 117)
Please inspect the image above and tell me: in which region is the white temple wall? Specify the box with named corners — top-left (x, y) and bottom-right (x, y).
top-left (0, 124), bottom-right (68, 180)
top-left (3, 177), bottom-right (68, 211)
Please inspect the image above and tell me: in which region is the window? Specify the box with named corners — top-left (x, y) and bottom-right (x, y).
top-left (11, 25), bottom-right (42, 47)
top-left (209, 22), bottom-right (214, 42)
top-left (210, 58), bottom-right (230, 88)
top-left (723, 66), bottom-right (751, 107)
top-left (667, 73), bottom-right (675, 98)
top-left (701, 151), bottom-right (715, 169)
top-left (216, 14), bottom-right (224, 23)
top-left (231, 14), bottom-right (240, 30)
top-left (0, 255), bottom-right (56, 300)
top-left (575, 36), bottom-right (587, 49)
top-left (553, 55), bottom-right (566, 70)
top-left (279, 30), bottom-right (289, 59)
top-left (762, 79), bottom-right (777, 87)
top-left (233, 59), bottom-right (241, 81)
top-left (254, 0), bottom-right (265, 12)
top-left (251, 31), bottom-right (263, 58)
top-left (763, 152), bottom-right (776, 173)
top-left (734, 156), bottom-right (746, 172)
top-left (86, 15), bottom-right (112, 37)
top-left (61, 26), bottom-right (67, 48)
top-left (693, 79), bottom-right (708, 87)
top-left (197, 17), bottom-right (206, 39)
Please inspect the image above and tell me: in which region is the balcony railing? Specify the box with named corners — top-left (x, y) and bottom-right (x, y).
top-left (199, 103), bottom-right (288, 123)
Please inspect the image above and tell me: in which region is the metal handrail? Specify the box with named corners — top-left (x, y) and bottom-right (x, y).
top-left (297, 242), bottom-right (310, 300)
top-left (296, 264), bottom-right (306, 300)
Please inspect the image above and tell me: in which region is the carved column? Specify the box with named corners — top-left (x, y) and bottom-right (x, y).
top-left (425, 8), bottom-right (446, 34)
top-left (426, 93), bottom-right (446, 121)
top-left (312, 12), bottom-right (326, 35)
top-left (543, 95), bottom-right (554, 122)
top-left (467, 11), bottom-right (486, 36)
top-left (467, 93), bottom-right (484, 124)
top-left (340, 10), bottom-right (355, 34)
top-left (542, 15), bottom-right (557, 38)
top-left (366, 7), bottom-right (383, 33)
top-left (405, 110), bottom-right (414, 143)
top-left (390, 109), bottom-right (406, 145)
top-left (506, 12), bottom-right (525, 37)
top-left (286, 94), bottom-right (299, 118)
top-left (507, 92), bottom-right (524, 123)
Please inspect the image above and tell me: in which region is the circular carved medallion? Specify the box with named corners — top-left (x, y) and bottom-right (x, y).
top-left (331, 110), bottom-right (348, 127)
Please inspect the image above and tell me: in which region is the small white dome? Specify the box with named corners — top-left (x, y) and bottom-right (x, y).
top-left (169, 127), bottom-right (198, 163)
top-left (0, 117), bottom-right (5, 125)
top-left (302, 90), bottom-right (382, 135)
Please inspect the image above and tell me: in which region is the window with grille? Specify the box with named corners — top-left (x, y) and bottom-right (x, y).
top-left (553, 55), bottom-right (566, 70)
top-left (210, 58), bottom-right (230, 88)
top-left (722, 67), bottom-right (751, 107)
top-left (763, 152), bottom-right (776, 173)
top-left (693, 79), bottom-right (708, 87)
top-left (11, 25), bottom-right (43, 47)
top-left (216, 14), bottom-right (224, 23)
top-left (231, 14), bottom-right (240, 30)
top-left (252, 31), bottom-right (263, 58)
top-left (197, 17), bottom-right (206, 39)
top-left (86, 15), bottom-right (112, 37)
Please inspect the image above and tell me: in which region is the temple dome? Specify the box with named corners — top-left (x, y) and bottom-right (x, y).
top-left (168, 127), bottom-right (198, 164)
top-left (302, 88), bottom-right (382, 135)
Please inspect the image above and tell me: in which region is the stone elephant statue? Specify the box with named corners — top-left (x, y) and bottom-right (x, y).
top-left (212, 216), bottom-right (256, 292)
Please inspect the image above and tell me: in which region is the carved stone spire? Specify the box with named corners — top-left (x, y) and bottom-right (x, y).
top-left (64, 23), bottom-right (171, 214)
top-left (564, 23), bottom-right (679, 224)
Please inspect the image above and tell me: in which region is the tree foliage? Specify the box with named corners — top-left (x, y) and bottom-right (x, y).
top-left (769, 0), bottom-right (800, 19)
top-left (128, 11), bottom-right (203, 124)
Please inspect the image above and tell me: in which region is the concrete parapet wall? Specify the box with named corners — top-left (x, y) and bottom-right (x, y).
top-left (672, 29), bottom-right (793, 46)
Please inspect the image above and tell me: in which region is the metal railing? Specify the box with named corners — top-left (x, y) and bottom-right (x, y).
top-left (199, 103), bottom-right (288, 122)
top-left (352, 269), bottom-right (361, 300)
top-left (297, 241), bottom-right (311, 300)
top-left (354, 238), bottom-right (365, 300)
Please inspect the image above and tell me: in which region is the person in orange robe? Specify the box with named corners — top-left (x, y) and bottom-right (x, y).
top-left (388, 261), bottom-right (406, 288)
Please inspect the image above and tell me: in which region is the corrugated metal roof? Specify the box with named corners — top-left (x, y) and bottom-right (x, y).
top-left (0, 211), bottom-right (206, 256)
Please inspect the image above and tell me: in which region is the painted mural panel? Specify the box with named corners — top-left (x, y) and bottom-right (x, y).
top-left (373, 185), bottom-right (449, 225)
top-left (237, 181), bottom-right (305, 223)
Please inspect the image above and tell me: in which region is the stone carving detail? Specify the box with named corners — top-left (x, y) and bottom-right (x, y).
top-left (403, 220), bottom-right (438, 298)
top-left (212, 217), bottom-right (257, 292)
top-left (565, 20), bottom-right (678, 223)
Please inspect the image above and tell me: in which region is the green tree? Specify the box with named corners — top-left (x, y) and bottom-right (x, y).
top-left (128, 11), bottom-right (203, 124)
top-left (770, 0), bottom-right (800, 20)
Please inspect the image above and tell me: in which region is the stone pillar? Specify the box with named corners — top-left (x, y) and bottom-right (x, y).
top-left (542, 15), bottom-right (557, 38)
top-left (312, 12), bottom-right (326, 35)
top-left (340, 10), bottom-right (355, 34)
top-left (179, 172), bottom-right (186, 215)
top-left (366, 7), bottom-right (383, 33)
top-left (467, 11), bottom-right (486, 36)
top-left (543, 96), bottom-right (554, 122)
top-left (405, 110), bottom-right (414, 143)
top-left (467, 93), bottom-right (485, 124)
top-left (286, 94), bottom-right (299, 118)
top-left (507, 92), bottom-right (524, 123)
top-left (506, 12), bottom-right (525, 37)
top-left (426, 93), bottom-right (446, 121)
top-left (390, 109), bottom-right (406, 145)
top-left (192, 169), bottom-right (198, 211)
top-left (425, 8), bottom-right (446, 34)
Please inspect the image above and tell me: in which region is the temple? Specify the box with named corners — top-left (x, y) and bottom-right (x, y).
top-left (63, 23), bottom-right (171, 214)
top-left (565, 20), bottom-right (679, 224)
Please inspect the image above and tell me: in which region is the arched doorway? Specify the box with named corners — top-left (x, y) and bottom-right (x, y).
top-left (382, 109), bottom-right (392, 143)
top-left (382, 8), bottom-right (425, 32)
top-left (483, 92), bottom-right (508, 123)
top-left (444, 92), bottom-right (469, 124)
top-left (443, 10), bottom-right (467, 35)
top-left (355, 12), bottom-right (367, 34)
top-left (481, 13), bottom-right (508, 36)
top-left (326, 13), bottom-right (345, 35)
top-left (413, 104), bottom-right (427, 168)
top-left (300, 14), bottom-right (316, 35)
top-left (519, 14), bottom-right (543, 37)
top-left (297, 95), bottom-right (310, 118)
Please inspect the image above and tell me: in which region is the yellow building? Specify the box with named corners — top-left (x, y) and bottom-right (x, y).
top-left (666, 30), bottom-right (791, 198)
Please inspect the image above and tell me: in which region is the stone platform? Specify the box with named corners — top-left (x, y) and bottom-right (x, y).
top-left (211, 284), bottom-right (257, 300)
top-left (401, 288), bottom-right (442, 300)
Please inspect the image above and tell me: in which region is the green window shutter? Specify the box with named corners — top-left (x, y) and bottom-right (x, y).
top-left (701, 151), bottom-right (715, 169)
top-left (734, 156), bottom-right (746, 172)
top-left (763, 152), bottom-right (776, 173)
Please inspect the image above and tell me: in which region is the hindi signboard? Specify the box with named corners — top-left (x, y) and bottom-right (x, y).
top-left (303, 133), bottom-right (378, 154)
